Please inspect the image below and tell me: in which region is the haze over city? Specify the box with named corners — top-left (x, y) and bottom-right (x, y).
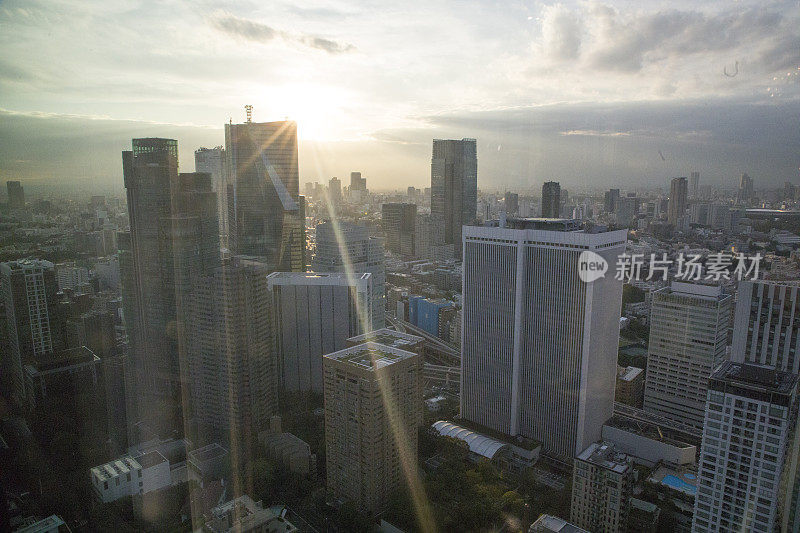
top-left (1, 0), bottom-right (798, 189)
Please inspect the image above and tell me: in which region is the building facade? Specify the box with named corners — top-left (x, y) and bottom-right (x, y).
top-left (731, 280), bottom-right (800, 374)
top-left (692, 362), bottom-right (800, 533)
top-left (382, 203), bottom-right (417, 257)
top-left (460, 218), bottom-right (627, 459)
top-left (323, 342), bottom-right (422, 516)
top-left (570, 442), bottom-right (633, 533)
top-left (541, 182), bottom-right (561, 218)
top-left (668, 177), bottom-right (688, 226)
top-left (194, 146), bottom-right (228, 244)
top-left (313, 221), bottom-right (385, 330)
top-left (430, 138), bottom-right (477, 257)
top-left (644, 282), bottom-right (732, 431)
top-left (267, 271), bottom-right (372, 393)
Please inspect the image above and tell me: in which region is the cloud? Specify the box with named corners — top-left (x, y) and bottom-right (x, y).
top-left (541, 4), bottom-right (582, 60)
top-left (208, 11), bottom-right (354, 54)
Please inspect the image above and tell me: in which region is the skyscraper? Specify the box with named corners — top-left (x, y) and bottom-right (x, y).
top-left (267, 271), bottom-right (372, 393)
top-left (187, 256), bottom-right (277, 440)
top-left (120, 138), bottom-right (181, 425)
top-left (0, 260), bottom-right (63, 407)
top-left (541, 181), bottom-right (561, 218)
top-left (731, 280), bottom-right (800, 373)
top-left (643, 282), bottom-right (732, 431)
top-left (313, 221), bottom-right (385, 330)
top-left (604, 188), bottom-right (620, 213)
top-left (323, 342), bottom-right (422, 516)
top-left (737, 172), bottom-right (754, 205)
top-left (381, 203), bottom-right (417, 257)
top-left (668, 177), bottom-right (688, 226)
top-left (461, 218), bottom-right (627, 459)
top-left (504, 192), bottom-right (519, 215)
top-left (6, 180), bottom-right (24, 210)
top-left (328, 176), bottom-right (342, 205)
top-left (350, 171), bottom-right (366, 191)
top-left (692, 362), bottom-right (800, 532)
top-left (225, 118), bottom-right (305, 270)
top-left (194, 146), bottom-right (228, 244)
top-left (690, 171), bottom-right (700, 198)
top-left (430, 138), bottom-right (477, 257)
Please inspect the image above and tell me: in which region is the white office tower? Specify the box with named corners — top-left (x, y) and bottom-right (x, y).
top-left (267, 272), bottom-right (372, 393)
top-left (732, 280), bottom-right (800, 373)
top-left (692, 362), bottom-right (800, 533)
top-left (194, 146), bottom-right (228, 244)
top-left (312, 220), bottom-right (385, 330)
top-left (461, 218), bottom-right (627, 460)
top-left (643, 282), bottom-right (733, 431)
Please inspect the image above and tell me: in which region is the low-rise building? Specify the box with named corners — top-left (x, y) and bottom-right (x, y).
top-left (188, 443), bottom-right (229, 486)
top-left (432, 420), bottom-right (540, 472)
top-left (529, 514), bottom-right (589, 533)
top-left (205, 495), bottom-right (298, 533)
top-left (601, 415), bottom-right (696, 468)
top-left (90, 451), bottom-right (170, 502)
top-left (615, 366), bottom-right (644, 408)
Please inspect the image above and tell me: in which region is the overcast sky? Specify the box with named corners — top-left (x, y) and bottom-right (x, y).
top-left (1, 0), bottom-right (798, 191)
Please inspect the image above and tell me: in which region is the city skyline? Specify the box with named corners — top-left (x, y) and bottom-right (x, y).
top-left (1, 1), bottom-right (799, 188)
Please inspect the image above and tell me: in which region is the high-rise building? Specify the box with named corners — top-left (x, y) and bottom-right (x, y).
top-left (616, 196), bottom-right (640, 227)
top-left (643, 282), bottom-right (732, 431)
top-left (737, 172), bottom-right (754, 205)
top-left (381, 203), bottom-right (417, 257)
top-left (692, 362), bottom-right (800, 533)
top-left (350, 171), bottom-right (366, 191)
top-left (328, 176), bottom-right (342, 205)
top-left (461, 218), bottom-right (627, 459)
top-left (541, 181), bottom-right (561, 218)
top-left (731, 280), bottom-right (800, 374)
top-left (194, 146), bottom-right (229, 244)
top-left (323, 342), bottom-right (422, 516)
top-left (604, 189), bottom-right (620, 213)
top-left (187, 256), bottom-right (277, 439)
top-left (55, 261), bottom-right (90, 291)
top-left (690, 171), bottom-right (700, 198)
top-left (267, 272), bottom-right (372, 393)
top-left (6, 180), bottom-right (25, 210)
top-left (415, 213), bottom-right (449, 260)
top-left (570, 441), bottom-right (633, 533)
top-left (225, 118), bottom-right (305, 269)
top-left (504, 192), bottom-right (519, 215)
top-left (0, 260), bottom-right (63, 407)
top-left (430, 138), bottom-right (477, 257)
top-left (313, 221), bottom-right (385, 330)
top-left (668, 177), bottom-right (688, 226)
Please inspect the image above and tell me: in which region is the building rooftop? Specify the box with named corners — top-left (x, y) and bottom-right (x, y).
top-left (267, 271), bottom-right (371, 285)
top-left (324, 342), bottom-right (417, 371)
top-left (136, 450), bottom-right (168, 469)
top-left (711, 361), bottom-right (798, 395)
top-left (189, 442), bottom-right (229, 464)
top-left (25, 346), bottom-right (99, 373)
top-left (346, 328), bottom-right (424, 350)
top-left (14, 515), bottom-right (66, 533)
top-left (494, 217), bottom-right (583, 232)
top-left (529, 514), bottom-right (590, 533)
top-left (91, 455), bottom-right (141, 481)
top-left (432, 421), bottom-right (509, 460)
top-left (577, 442), bottom-right (630, 474)
top-left (649, 465), bottom-right (698, 497)
top-left (605, 415), bottom-right (695, 449)
top-left (617, 366), bottom-right (643, 382)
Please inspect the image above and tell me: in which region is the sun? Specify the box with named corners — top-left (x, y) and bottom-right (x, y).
top-left (257, 84), bottom-right (351, 142)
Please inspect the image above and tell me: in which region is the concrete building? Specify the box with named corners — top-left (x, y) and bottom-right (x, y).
top-left (644, 282), bottom-right (732, 431)
top-left (267, 271), bottom-right (372, 393)
top-left (461, 218), bottom-right (627, 459)
top-left (224, 118), bottom-right (305, 270)
top-left (205, 495), bottom-right (298, 533)
top-left (313, 220), bottom-right (385, 330)
top-left (188, 443), bottom-right (229, 485)
top-left (570, 442), bottom-right (633, 533)
top-left (55, 262), bottom-right (89, 291)
top-left (90, 452), bottom-right (170, 502)
top-left (601, 416), bottom-right (696, 468)
top-left (668, 177), bottom-right (688, 226)
top-left (323, 342), bottom-right (422, 516)
top-left (345, 328), bottom-right (425, 355)
top-left (690, 171), bottom-right (700, 199)
top-left (259, 417), bottom-right (316, 478)
top-left (415, 213), bottom-right (451, 261)
top-left (23, 346), bottom-right (100, 412)
top-left (692, 362), bottom-right (800, 533)
top-left (628, 498), bottom-right (661, 532)
top-left (350, 171), bottom-right (366, 191)
top-left (541, 181), bottom-right (561, 218)
top-left (504, 192), bottom-right (519, 215)
top-left (737, 172), bottom-right (754, 205)
top-left (1, 259), bottom-right (64, 407)
top-left (408, 296), bottom-right (452, 337)
top-left (382, 203), bottom-right (417, 257)
top-left (616, 196), bottom-right (640, 227)
top-left (616, 366), bottom-right (645, 408)
top-left (194, 146), bottom-right (228, 243)
top-left (732, 280), bottom-right (800, 373)
top-left (604, 189), bottom-right (620, 214)
top-left (430, 138), bottom-right (477, 257)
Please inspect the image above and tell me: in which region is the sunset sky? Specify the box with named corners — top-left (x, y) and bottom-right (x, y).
top-left (1, 0), bottom-right (798, 191)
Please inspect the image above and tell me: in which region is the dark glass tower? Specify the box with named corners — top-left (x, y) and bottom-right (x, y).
top-left (431, 138), bottom-right (477, 257)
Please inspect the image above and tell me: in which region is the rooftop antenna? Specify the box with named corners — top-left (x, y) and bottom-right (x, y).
top-left (245, 104), bottom-right (253, 123)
